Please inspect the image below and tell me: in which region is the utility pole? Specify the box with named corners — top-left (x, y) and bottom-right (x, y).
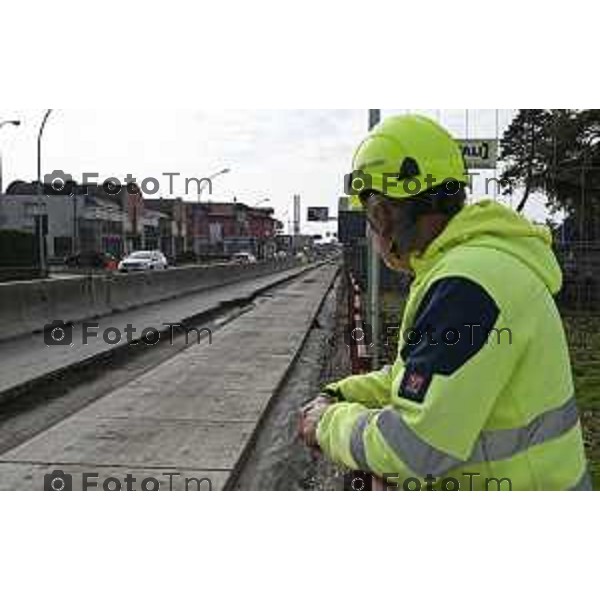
top-left (367, 109), bottom-right (381, 367)
top-left (36, 109), bottom-right (53, 276)
top-left (293, 194), bottom-right (301, 236)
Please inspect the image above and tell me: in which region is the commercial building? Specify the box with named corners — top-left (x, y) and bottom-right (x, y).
top-left (0, 181), bottom-right (283, 264)
top-left (0, 182), bottom-right (127, 261)
top-left (187, 201), bottom-right (282, 259)
top-left (143, 197), bottom-right (188, 258)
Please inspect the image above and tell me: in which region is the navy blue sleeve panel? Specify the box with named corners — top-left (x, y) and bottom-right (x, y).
top-left (398, 277), bottom-right (500, 403)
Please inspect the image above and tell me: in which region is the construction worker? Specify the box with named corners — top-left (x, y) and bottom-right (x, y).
top-left (300, 114), bottom-right (591, 491)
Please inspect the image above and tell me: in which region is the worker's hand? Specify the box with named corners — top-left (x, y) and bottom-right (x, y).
top-left (299, 394), bottom-right (334, 448)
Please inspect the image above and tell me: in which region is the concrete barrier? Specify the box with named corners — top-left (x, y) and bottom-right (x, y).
top-left (0, 277), bottom-right (102, 341)
top-left (0, 259), bottom-right (301, 343)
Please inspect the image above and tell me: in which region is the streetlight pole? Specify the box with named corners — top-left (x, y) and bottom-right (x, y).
top-left (0, 119), bottom-right (21, 194)
top-left (36, 109), bottom-right (54, 276)
top-left (37, 109), bottom-right (53, 190)
top-left (253, 198), bottom-right (271, 208)
top-left (367, 109), bottom-right (381, 367)
top-left (250, 199), bottom-right (272, 259)
top-left (198, 167), bottom-right (231, 202)
top-left (194, 168), bottom-right (230, 256)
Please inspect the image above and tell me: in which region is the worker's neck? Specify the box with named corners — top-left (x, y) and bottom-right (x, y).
top-left (413, 213), bottom-right (452, 255)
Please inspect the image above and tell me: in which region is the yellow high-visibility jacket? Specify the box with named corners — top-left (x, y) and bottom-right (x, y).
top-left (317, 201), bottom-right (590, 491)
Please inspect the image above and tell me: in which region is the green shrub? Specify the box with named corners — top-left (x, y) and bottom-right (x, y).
top-left (0, 230), bottom-right (36, 267)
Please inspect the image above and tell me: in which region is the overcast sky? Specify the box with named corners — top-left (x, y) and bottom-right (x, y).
top-left (0, 109), bottom-right (547, 235)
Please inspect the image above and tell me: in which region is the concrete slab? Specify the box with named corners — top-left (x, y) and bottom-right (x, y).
top-left (66, 377), bottom-right (278, 423)
top-left (2, 416), bottom-right (254, 470)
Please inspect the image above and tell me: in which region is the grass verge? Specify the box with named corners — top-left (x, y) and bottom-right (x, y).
top-left (563, 313), bottom-right (600, 490)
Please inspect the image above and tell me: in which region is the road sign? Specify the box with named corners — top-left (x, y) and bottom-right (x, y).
top-left (458, 139), bottom-right (499, 170)
top-left (307, 207), bottom-right (330, 222)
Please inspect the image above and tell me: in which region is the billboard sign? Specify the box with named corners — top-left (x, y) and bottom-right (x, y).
top-left (458, 139), bottom-right (499, 170)
top-left (307, 207), bottom-right (330, 222)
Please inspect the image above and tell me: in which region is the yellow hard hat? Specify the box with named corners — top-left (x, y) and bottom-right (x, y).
top-left (346, 114), bottom-right (468, 206)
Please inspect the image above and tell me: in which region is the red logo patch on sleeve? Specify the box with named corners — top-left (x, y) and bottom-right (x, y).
top-left (399, 368), bottom-right (432, 403)
top-left (406, 372), bottom-right (426, 395)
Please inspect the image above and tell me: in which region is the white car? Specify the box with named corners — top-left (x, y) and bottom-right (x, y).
top-left (118, 251), bottom-right (168, 272)
top-left (231, 252), bottom-right (257, 265)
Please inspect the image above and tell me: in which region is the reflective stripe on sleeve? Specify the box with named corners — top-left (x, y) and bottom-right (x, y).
top-left (472, 398), bottom-right (580, 463)
top-left (351, 397), bottom-right (581, 478)
top-left (350, 414), bottom-right (371, 471)
top-left (376, 409), bottom-right (463, 477)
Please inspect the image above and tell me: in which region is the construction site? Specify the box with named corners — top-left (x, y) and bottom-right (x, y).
top-left (0, 109), bottom-right (597, 491)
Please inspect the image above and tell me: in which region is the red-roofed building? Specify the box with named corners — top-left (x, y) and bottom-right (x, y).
top-left (187, 201), bottom-right (282, 259)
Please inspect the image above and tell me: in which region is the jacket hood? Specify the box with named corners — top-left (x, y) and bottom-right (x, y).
top-left (410, 200), bottom-right (563, 295)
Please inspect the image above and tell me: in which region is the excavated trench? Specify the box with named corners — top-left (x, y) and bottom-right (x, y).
top-left (232, 273), bottom-right (351, 491)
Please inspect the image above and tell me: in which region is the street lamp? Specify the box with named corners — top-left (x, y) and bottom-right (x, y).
top-left (191, 168), bottom-right (231, 256)
top-left (198, 167), bottom-right (231, 202)
top-left (0, 119), bottom-right (21, 194)
top-left (35, 109), bottom-right (54, 276)
top-left (37, 109), bottom-right (54, 191)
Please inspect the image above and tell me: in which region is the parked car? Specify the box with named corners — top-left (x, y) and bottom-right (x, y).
top-left (118, 251), bottom-right (168, 273)
top-left (64, 251), bottom-right (118, 270)
top-left (231, 252), bottom-right (257, 265)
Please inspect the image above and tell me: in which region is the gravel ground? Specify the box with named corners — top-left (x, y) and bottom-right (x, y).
top-left (232, 273), bottom-right (350, 491)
